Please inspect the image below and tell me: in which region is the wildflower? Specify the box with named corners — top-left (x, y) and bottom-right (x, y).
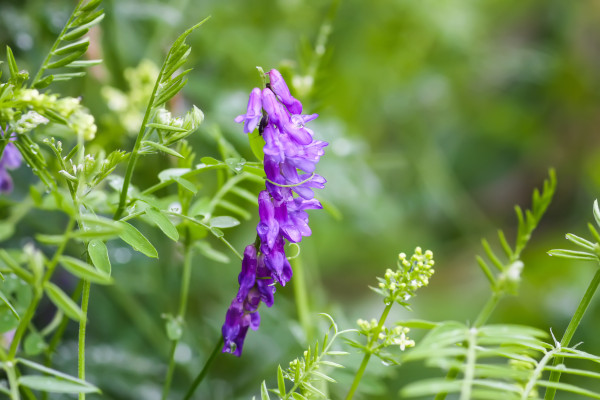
top-left (223, 68), bottom-right (328, 356)
top-left (0, 126), bottom-right (22, 194)
top-left (234, 87), bottom-right (263, 134)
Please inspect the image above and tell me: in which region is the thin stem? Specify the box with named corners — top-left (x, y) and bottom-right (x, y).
top-left (345, 303), bottom-right (393, 400)
top-left (523, 348), bottom-right (558, 399)
top-left (78, 280), bottom-right (91, 400)
top-left (291, 256), bottom-right (314, 343)
top-left (8, 217), bottom-right (75, 360)
top-left (162, 230), bottom-right (193, 400)
top-left (543, 268), bottom-right (600, 400)
top-left (114, 56), bottom-right (168, 220)
top-left (473, 293), bottom-right (500, 328)
top-left (183, 337), bottom-right (224, 400)
top-left (4, 362), bottom-right (20, 400)
top-left (161, 342), bottom-right (178, 400)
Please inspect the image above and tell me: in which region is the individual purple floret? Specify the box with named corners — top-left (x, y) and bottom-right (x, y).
top-left (0, 126), bottom-right (22, 194)
top-left (234, 87), bottom-right (263, 134)
top-left (224, 68), bottom-right (328, 356)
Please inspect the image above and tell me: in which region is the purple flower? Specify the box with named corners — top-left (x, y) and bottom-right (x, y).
top-left (223, 68), bottom-right (327, 356)
top-left (234, 88), bottom-right (263, 134)
top-left (222, 300), bottom-right (260, 356)
top-left (0, 127), bottom-right (22, 194)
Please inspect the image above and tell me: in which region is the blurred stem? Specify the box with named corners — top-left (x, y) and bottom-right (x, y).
top-left (291, 256), bottom-right (314, 342)
top-left (345, 302), bottom-right (393, 400)
top-left (78, 280), bottom-right (91, 400)
top-left (161, 228), bottom-right (193, 400)
top-left (183, 337), bottom-right (224, 400)
top-left (307, 0), bottom-right (342, 80)
top-left (4, 362), bottom-right (20, 400)
top-left (8, 217), bottom-right (75, 360)
top-left (543, 268), bottom-right (600, 400)
top-left (473, 293), bottom-right (500, 328)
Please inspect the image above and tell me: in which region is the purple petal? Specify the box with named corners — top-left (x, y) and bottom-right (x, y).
top-left (268, 69), bottom-right (303, 114)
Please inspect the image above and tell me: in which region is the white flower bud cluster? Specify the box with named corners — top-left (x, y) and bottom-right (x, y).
top-left (15, 89), bottom-right (97, 140)
top-left (375, 247), bottom-right (435, 306)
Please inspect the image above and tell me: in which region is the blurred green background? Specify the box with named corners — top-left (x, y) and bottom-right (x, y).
top-left (2, 0), bottom-right (600, 398)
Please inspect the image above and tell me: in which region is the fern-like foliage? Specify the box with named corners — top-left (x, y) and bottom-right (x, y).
top-left (256, 314), bottom-right (353, 400)
top-left (31, 0), bottom-right (104, 88)
top-left (402, 322), bottom-right (600, 400)
top-left (476, 169), bottom-right (556, 301)
top-left (402, 322), bottom-right (548, 399)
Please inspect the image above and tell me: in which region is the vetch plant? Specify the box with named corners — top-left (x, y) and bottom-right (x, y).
top-left (222, 68), bottom-right (328, 356)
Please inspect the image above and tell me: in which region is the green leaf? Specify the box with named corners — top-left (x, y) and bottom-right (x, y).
top-left (145, 123), bottom-right (188, 133)
top-left (59, 256), bottom-right (113, 285)
top-left (18, 376), bottom-right (99, 394)
top-left (248, 130), bottom-right (265, 161)
top-left (35, 234), bottom-right (64, 245)
top-left (565, 233), bottom-right (596, 251)
top-left (24, 331), bottom-right (47, 356)
top-left (158, 168), bottom-right (191, 182)
top-left (0, 289), bottom-right (19, 319)
top-left (43, 282), bottom-right (85, 322)
top-left (277, 365), bottom-right (286, 397)
top-left (401, 379), bottom-right (462, 397)
top-left (594, 199), bottom-right (600, 228)
top-left (118, 222), bottom-right (158, 258)
top-left (193, 241), bottom-right (229, 263)
top-left (142, 140), bottom-right (185, 159)
top-left (291, 393), bottom-right (307, 400)
top-left (173, 176), bottom-right (197, 194)
top-left (32, 75), bottom-right (54, 89)
top-left (53, 38), bottom-right (89, 56)
top-left (88, 240), bottom-right (111, 276)
top-left (145, 208), bottom-right (179, 241)
top-left (260, 381), bottom-right (271, 400)
top-left (548, 249), bottom-right (598, 261)
top-left (6, 46), bottom-right (19, 79)
top-left (209, 216), bottom-right (240, 229)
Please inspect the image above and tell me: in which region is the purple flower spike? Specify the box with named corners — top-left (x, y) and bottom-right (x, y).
top-left (234, 88), bottom-right (263, 134)
top-left (268, 69), bottom-right (303, 114)
top-left (223, 68), bottom-right (327, 356)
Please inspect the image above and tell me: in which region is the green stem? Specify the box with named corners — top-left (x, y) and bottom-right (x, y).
top-left (473, 293), bottom-right (500, 328)
top-left (78, 280), bottom-right (91, 400)
top-left (162, 230), bottom-right (193, 400)
top-left (161, 342), bottom-right (178, 400)
top-left (183, 337), bottom-right (224, 400)
top-left (4, 361), bottom-right (20, 400)
top-left (291, 256), bottom-right (314, 343)
top-left (8, 217), bottom-right (75, 360)
top-left (543, 268), bottom-right (600, 400)
top-left (345, 303), bottom-right (393, 400)
top-left (113, 55), bottom-right (168, 221)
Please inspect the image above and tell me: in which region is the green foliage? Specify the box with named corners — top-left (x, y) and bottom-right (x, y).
top-left (477, 169), bottom-right (556, 298)
top-left (31, 0), bottom-right (104, 88)
top-left (259, 314), bottom-right (352, 400)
